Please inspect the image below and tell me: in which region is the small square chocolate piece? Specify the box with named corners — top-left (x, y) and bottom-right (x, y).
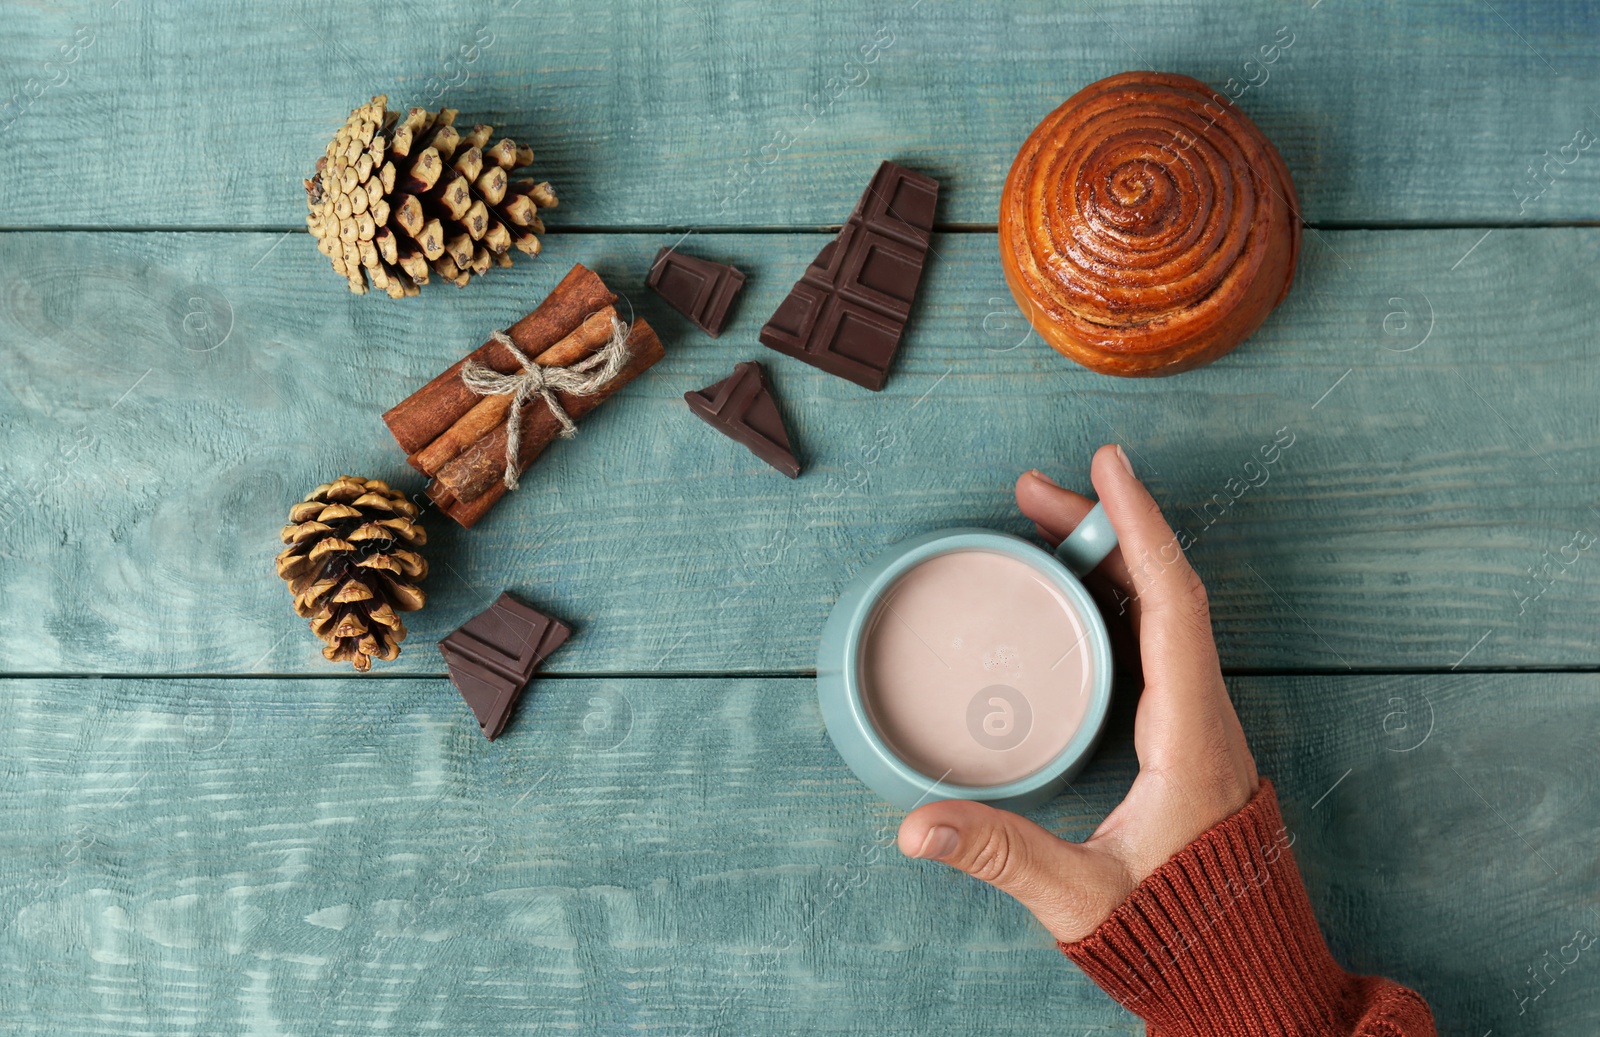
top-left (836, 230), bottom-right (926, 321)
top-left (440, 592), bottom-right (571, 741)
top-left (852, 161), bottom-right (938, 247)
top-left (646, 248), bottom-right (747, 337)
top-left (811, 298), bottom-right (905, 389)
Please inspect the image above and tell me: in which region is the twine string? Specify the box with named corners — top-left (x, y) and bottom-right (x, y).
top-left (459, 314), bottom-right (631, 490)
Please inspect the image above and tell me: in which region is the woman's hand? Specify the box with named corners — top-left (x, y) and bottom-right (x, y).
top-left (896, 444), bottom-right (1259, 944)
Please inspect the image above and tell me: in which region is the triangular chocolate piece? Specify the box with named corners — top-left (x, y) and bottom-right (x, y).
top-left (646, 248), bottom-right (746, 337)
top-left (685, 361), bottom-right (801, 478)
top-left (759, 162), bottom-right (939, 391)
top-left (439, 592), bottom-right (571, 741)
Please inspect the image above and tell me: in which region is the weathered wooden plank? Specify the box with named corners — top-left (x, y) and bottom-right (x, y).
top-left (2, 1), bottom-right (1599, 228)
top-left (0, 229), bottom-right (1597, 674)
top-left (0, 673), bottom-right (1593, 1035)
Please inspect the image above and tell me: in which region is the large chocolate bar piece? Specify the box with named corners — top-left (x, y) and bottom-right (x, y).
top-left (685, 361), bottom-right (801, 478)
top-left (440, 592), bottom-right (571, 740)
top-left (646, 248), bottom-right (746, 337)
top-left (759, 161), bottom-right (939, 390)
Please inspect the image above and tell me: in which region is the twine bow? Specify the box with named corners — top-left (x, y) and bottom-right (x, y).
top-left (459, 314), bottom-right (632, 491)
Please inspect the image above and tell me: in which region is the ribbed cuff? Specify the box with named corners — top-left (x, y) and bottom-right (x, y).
top-left (1060, 780), bottom-right (1434, 1037)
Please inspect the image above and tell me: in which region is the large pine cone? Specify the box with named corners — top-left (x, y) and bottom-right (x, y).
top-left (276, 477), bottom-right (428, 671)
top-left (304, 95), bottom-right (558, 298)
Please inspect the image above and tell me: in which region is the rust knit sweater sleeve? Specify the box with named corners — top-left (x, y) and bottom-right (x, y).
top-left (1059, 780), bottom-right (1436, 1037)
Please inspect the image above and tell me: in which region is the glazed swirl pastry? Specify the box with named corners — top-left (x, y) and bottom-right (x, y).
top-left (1000, 72), bottom-right (1301, 376)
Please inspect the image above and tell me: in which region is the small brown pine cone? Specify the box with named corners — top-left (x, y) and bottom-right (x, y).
top-left (275, 476), bottom-right (428, 671)
top-left (304, 95), bottom-right (557, 298)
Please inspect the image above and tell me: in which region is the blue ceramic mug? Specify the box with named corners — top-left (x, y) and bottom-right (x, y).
top-left (817, 503), bottom-right (1118, 811)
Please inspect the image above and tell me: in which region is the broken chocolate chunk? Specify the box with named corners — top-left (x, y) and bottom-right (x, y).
top-left (440, 592), bottom-right (571, 740)
top-left (759, 161), bottom-right (939, 390)
top-left (646, 248), bottom-right (747, 337)
top-left (685, 361), bottom-right (802, 478)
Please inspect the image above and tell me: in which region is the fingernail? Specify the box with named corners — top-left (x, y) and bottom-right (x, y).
top-left (1114, 445), bottom-right (1135, 478)
top-left (914, 825), bottom-right (960, 860)
top-left (1025, 469), bottom-right (1059, 487)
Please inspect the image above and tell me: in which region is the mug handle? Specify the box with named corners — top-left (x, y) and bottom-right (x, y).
top-left (1053, 501), bottom-right (1118, 577)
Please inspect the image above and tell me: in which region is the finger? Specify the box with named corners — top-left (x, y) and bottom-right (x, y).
top-left (1015, 470), bottom-right (1093, 546)
top-left (898, 799), bottom-right (1134, 944)
top-left (1088, 444), bottom-right (1224, 697)
top-left (1017, 469), bottom-right (1134, 593)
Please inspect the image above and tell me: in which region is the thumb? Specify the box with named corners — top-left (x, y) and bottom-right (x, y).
top-left (898, 800), bottom-right (1134, 944)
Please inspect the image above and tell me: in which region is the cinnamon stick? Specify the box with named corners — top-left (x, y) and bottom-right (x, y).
top-left (428, 319), bottom-right (665, 528)
top-left (382, 264), bottom-right (616, 454)
top-left (435, 317), bottom-right (663, 503)
top-left (409, 306), bottom-right (619, 475)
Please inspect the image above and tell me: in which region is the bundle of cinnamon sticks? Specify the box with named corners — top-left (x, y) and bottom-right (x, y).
top-left (383, 264), bottom-right (664, 527)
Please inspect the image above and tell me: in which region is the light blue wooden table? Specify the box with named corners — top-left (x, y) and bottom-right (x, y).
top-left (2, 2), bottom-right (1597, 1034)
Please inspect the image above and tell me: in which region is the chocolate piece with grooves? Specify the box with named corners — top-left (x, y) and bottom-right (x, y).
top-left (685, 361), bottom-right (802, 478)
top-left (759, 161), bottom-right (939, 390)
top-left (646, 248), bottom-right (746, 337)
top-left (440, 592), bottom-right (571, 740)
